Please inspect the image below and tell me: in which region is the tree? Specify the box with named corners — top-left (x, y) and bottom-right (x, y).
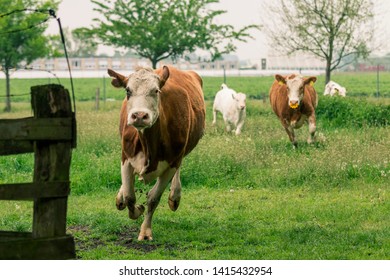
top-left (262, 0), bottom-right (374, 84)
top-left (91, 0), bottom-right (259, 69)
top-left (0, 0), bottom-right (59, 112)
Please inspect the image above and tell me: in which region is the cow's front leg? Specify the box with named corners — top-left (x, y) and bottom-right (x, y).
top-left (168, 168), bottom-right (181, 211)
top-left (283, 120), bottom-right (297, 148)
top-left (138, 167), bottom-right (177, 241)
top-left (235, 118), bottom-right (245, 135)
top-left (116, 159), bottom-right (144, 219)
top-left (307, 114), bottom-right (316, 144)
top-left (285, 126), bottom-right (297, 148)
top-left (224, 119), bottom-right (232, 132)
top-left (212, 108), bottom-right (217, 126)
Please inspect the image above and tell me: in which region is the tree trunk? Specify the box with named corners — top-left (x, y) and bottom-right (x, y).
top-left (4, 69), bottom-right (11, 112)
top-left (151, 58), bottom-right (158, 69)
top-left (325, 59), bottom-right (332, 86)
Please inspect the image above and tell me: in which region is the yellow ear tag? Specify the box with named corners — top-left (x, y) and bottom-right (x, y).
top-left (310, 81), bottom-right (314, 86)
top-left (278, 81), bottom-right (284, 86)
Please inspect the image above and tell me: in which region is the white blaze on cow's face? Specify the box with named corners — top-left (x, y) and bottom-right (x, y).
top-left (125, 69), bottom-right (161, 129)
top-left (285, 74), bottom-right (305, 109)
top-left (276, 74), bottom-right (316, 109)
top-left (108, 67), bottom-right (170, 130)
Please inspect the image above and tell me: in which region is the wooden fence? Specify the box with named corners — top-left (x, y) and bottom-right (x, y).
top-left (0, 84), bottom-right (77, 259)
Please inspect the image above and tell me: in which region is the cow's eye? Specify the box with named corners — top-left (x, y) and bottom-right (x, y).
top-left (126, 88), bottom-right (132, 98)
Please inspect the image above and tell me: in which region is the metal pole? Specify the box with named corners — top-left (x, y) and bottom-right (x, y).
top-left (376, 64), bottom-right (380, 98)
top-left (222, 65), bottom-right (226, 84)
top-left (103, 75), bottom-right (106, 103)
top-left (95, 88), bottom-right (100, 111)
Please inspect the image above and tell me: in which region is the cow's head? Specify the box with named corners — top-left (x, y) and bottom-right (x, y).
top-left (233, 92), bottom-right (246, 111)
top-left (337, 86), bottom-right (347, 97)
top-left (108, 66), bottom-right (169, 130)
top-left (276, 74), bottom-right (316, 109)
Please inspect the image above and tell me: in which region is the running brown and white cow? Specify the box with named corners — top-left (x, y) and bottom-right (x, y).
top-left (269, 73), bottom-right (318, 148)
top-left (108, 65), bottom-right (205, 240)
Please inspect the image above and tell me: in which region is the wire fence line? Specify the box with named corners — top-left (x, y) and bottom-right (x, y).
top-left (0, 8), bottom-right (76, 113)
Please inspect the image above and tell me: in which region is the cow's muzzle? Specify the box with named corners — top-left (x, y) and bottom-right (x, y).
top-left (128, 111), bottom-right (152, 129)
top-left (289, 100), bottom-right (299, 109)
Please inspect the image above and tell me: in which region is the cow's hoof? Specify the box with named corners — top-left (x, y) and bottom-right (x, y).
top-left (116, 196), bottom-right (126, 211)
top-left (168, 197), bottom-right (180, 211)
top-left (138, 234), bottom-right (153, 241)
top-left (307, 138), bottom-right (315, 144)
top-left (128, 204), bottom-right (145, 220)
top-left (138, 228), bottom-right (153, 241)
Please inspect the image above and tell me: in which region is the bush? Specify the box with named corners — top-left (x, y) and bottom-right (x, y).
top-left (317, 96), bottom-right (390, 128)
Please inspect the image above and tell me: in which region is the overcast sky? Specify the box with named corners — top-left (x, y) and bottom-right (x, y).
top-left (47, 0), bottom-right (390, 60)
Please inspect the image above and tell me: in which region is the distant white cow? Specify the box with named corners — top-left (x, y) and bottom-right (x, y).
top-left (324, 81), bottom-right (346, 97)
top-left (212, 83), bottom-right (246, 135)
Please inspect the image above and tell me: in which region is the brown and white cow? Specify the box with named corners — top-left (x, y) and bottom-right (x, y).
top-left (269, 74), bottom-right (318, 148)
top-left (108, 65), bottom-right (205, 240)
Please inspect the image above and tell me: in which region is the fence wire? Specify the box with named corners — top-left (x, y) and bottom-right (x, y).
top-left (0, 8), bottom-right (76, 114)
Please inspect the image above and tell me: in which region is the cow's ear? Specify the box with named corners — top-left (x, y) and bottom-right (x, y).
top-left (108, 69), bottom-right (127, 88)
top-left (305, 76), bottom-right (317, 86)
top-left (159, 65), bottom-right (170, 89)
top-left (275, 74), bottom-right (286, 85)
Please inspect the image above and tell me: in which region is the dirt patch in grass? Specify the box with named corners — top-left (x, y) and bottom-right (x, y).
top-left (115, 227), bottom-right (161, 253)
top-left (68, 225), bottom-right (167, 255)
top-left (68, 225), bottom-right (105, 257)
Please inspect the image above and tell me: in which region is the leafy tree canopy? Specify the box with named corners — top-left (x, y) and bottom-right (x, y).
top-left (91, 0), bottom-right (259, 68)
top-left (0, 0), bottom-right (59, 111)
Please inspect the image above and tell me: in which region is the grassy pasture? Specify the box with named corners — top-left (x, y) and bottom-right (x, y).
top-left (0, 74), bottom-right (389, 260)
top-left (1, 71), bottom-right (390, 103)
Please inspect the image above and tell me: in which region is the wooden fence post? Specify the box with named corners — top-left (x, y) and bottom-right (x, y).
top-left (31, 84), bottom-right (72, 239)
top-left (0, 84), bottom-right (76, 259)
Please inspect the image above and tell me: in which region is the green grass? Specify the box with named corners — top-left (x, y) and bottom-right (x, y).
top-left (1, 72), bottom-right (390, 105)
top-left (0, 74), bottom-right (389, 260)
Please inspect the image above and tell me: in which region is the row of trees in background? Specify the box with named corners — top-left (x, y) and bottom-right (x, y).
top-left (0, 0), bottom-right (377, 112)
top-left (262, 0), bottom-right (375, 84)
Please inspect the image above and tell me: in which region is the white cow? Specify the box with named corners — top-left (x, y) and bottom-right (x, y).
top-left (324, 81), bottom-right (346, 97)
top-left (212, 83), bottom-right (246, 135)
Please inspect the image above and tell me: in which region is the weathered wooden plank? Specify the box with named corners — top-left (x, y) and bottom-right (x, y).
top-left (31, 84), bottom-right (73, 239)
top-left (0, 231), bottom-right (32, 241)
top-left (0, 234), bottom-right (75, 260)
top-left (0, 182), bottom-right (70, 201)
top-left (0, 117), bottom-right (73, 141)
top-left (0, 140), bottom-right (33, 155)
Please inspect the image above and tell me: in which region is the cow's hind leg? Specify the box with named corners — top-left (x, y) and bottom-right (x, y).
top-left (116, 159), bottom-right (144, 219)
top-left (138, 167), bottom-right (177, 241)
top-left (168, 168), bottom-right (181, 211)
